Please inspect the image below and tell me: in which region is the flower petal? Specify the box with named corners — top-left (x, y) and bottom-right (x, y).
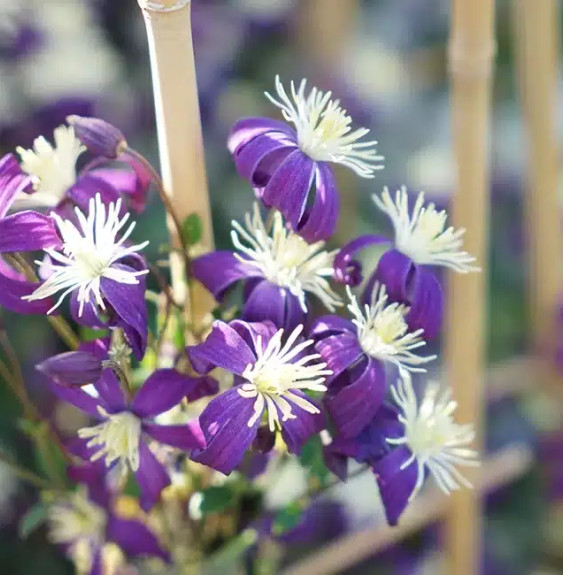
top-left (325, 358), bottom-right (386, 438)
top-left (228, 116), bottom-right (295, 154)
top-left (297, 162), bottom-right (339, 242)
top-left (135, 441), bottom-right (171, 511)
top-left (49, 382), bottom-right (102, 418)
top-left (262, 150), bottom-right (315, 229)
top-left (107, 516), bottom-right (169, 561)
top-left (94, 369), bottom-right (127, 413)
top-left (143, 420), bottom-right (205, 450)
top-left (36, 351), bottom-right (104, 386)
top-left (185, 375), bottom-right (219, 403)
top-left (191, 387), bottom-right (261, 475)
top-left (372, 445), bottom-right (418, 526)
top-left (0, 154), bottom-right (32, 218)
top-left (280, 393), bottom-right (325, 454)
top-left (334, 234), bottom-right (390, 286)
top-left (309, 315), bottom-right (356, 339)
top-left (228, 319), bottom-right (278, 354)
top-left (0, 211), bottom-right (61, 252)
top-left (0, 271), bottom-right (54, 314)
top-left (132, 369), bottom-right (204, 418)
top-left (191, 251), bottom-right (261, 301)
top-left (315, 332), bottom-right (363, 380)
top-left (187, 320), bottom-right (256, 376)
top-left (67, 173), bottom-right (122, 214)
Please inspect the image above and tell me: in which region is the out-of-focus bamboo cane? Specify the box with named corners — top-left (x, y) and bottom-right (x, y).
top-left (137, 0), bottom-right (214, 340)
top-left (512, 0), bottom-right (562, 394)
top-left (445, 1), bottom-right (495, 573)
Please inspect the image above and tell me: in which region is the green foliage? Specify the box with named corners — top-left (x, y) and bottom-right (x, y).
top-left (299, 436), bottom-right (330, 486)
top-left (182, 213), bottom-right (203, 246)
top-left (19, 503), bottom-right (48, 539)
top-left (273, 500), bottom-right (305, 536)
top-left (199, 486), bottom-right (237, 515)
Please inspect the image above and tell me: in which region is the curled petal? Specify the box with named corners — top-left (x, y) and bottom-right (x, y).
top-left (0, 154), bottom-right (32, 218)
top-left (309, 315), bottom-right (356, 339)
top-left (315, 332), bottom-right (363, 381)
top-left (228, 116), bottom-right (296, 154)
top-left (67, 174), bottom-right (123, 215)
top-left (334, 234), bottom-right (389, 286)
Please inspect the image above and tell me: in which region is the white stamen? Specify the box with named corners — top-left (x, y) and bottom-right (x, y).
top-left (231, 203), bottom-right (342, 312)
top-left (48, 489), bottom-right (106, 548)
top-left (265, 75), bottom-right (384, 177)
top-left (77, 408), bottom-right (142, 472)
top-left (23, 194), bottom-right (149, 316)
top-left (346, 285), bottom-right (435, 373)
top-left (16, 125), bottom-right (85, 207)
top-left (387, 373), bottom-right (479, 500)
top-left (373, 186), bottom-right (480, 272)
top-left (238, 324), bottom-right (332, 430)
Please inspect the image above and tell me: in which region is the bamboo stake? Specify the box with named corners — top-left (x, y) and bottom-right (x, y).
top-left (512, 0), bottom-right (562, 394)
top-left (137, 0), bottom-right (214, 336)
top-left (283, 445), bottom-right (533, 575)
top-left (445, 1), bottom-right (495, 574)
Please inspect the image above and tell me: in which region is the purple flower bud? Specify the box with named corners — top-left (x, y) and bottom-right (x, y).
top-left (37, 351), bottom-right (104, 386)
top-left (67, 115), bottom-right (127, 159)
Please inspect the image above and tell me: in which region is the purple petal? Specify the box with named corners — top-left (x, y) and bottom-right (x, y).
top-left (79, 338), bottom-right (110, 360)
top-left (0, 154), bottom-right (32, 218)
top-left (49, 382), bottom-right (102, 418)
top-left (143, 420), bottom-right (205, 450)
top-left (187, 320), bottom-right (256, 376)
top-left (315, 332), bottom-right (363, 380)
top-left (100, 266), bottom-right (147, 360)
top-left (0, 271), bottom-right (54, 314)
top-left (117, 151), bottom-right (153, 213)
top-left (309, 315), bottom-right (356, 339)
top-left (132, 369), bottom-right (203, 418)
top-left (185, 375), bottom-right (219, 402)
top-left (70, 292), bottom-right (107, 328)
top-left (89, 547), bottom-right (102, 575)
top-left (0, 211), bottom-right (61, 252)
top-left (242, 280), bottom-right (304, 331)
top-left (297, 163), bottom-right (339, 242)
top-left (191, 387), bottom-right (261, 475)
top-left (36, 351), bottom-right (104, 386)
top-left (228, 116), bottom-right (295, 154)
top-left (191, 251), bottom-right (261, 301)
top-left (67, 174), bottom-right (122, 214)
top-left (325, 358), bottom-right (386, 438)
top-left (107, 516), bottom-right (169, 561)
top-left (94, 369), bottom-right (127, 413)
top-left (67, 115), bottom-right (126, 159)
top-left (368, 249), bottom-right (443, 340)
top-left (334, 234), bottom-right (390, 286)
top-left (280, 393), bottom-right (325, 454)
top-left (372, 445), bottom-right (418, 526)
top-left (135, 441), bottom-right (170, 511)
top-left (262, 150), bottom-right (315, 229)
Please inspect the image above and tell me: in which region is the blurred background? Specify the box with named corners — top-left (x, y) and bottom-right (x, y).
top-left (0, 0), bottom-right (561, 573)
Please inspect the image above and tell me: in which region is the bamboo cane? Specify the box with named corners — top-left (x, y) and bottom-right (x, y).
top-left (512, 0), bottom-right (562, 395)
top-left (137, 0), bottom-right (214, 337)
top-left (445, 1), bottom-right (495, 574)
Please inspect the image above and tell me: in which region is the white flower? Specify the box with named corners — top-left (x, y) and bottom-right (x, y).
top-left (373, 186), bottom-right (480, 272)
top-left (346, 285), bottom-right (436, 372)
top-left (78, 408), bottom-right (142, 473)
top-left (388, 373), bottom-right (479, 499)
top-left (23, 194), bottom-right (149, 316)
top-left (265, 75), bottom-right (384, 177)
top-left (238, 325), bottom-right (331, 430)
top-left (231, 202), bottom-right (342, 312)
top-left (16, 125), bottom-right (85, 208)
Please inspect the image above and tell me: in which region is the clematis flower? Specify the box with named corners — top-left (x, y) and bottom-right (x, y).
top-left (335, 186), bottom-right (479, 339)
top-left (22, 194), bottom-right (149, 357)
top-left (187, 320), bottom-right (330, 475)
top-left (0, 153), bottom-right (62, 314)
top-left (228, 75), bottom-right (383, 242)
top-left (192, 203), bottom-right (341, 331)
top-left (372, 373), bottom-right (479, 525)
top-left (311, 285), bottom-right (435, 438)
top-left (51, 368), bottom-right (206, 510)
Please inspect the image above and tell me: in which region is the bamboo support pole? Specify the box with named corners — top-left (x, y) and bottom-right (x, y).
top-left (512, 0), bottom-right (562, 395)
top-left (138, 0), bottom-right (214, 334)
top-left (283, 445), bottom-right (533, 575)
top-left (445, 1), bottom-right (495, 574)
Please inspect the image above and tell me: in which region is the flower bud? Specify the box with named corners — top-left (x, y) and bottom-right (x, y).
top-left (67, 115), bottom-right (127, 159)
top-left (37, 351), bottom-right (104, 386)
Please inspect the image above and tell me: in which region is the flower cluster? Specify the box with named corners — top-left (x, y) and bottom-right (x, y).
top-left (0, 77), bottom-right (479, 574)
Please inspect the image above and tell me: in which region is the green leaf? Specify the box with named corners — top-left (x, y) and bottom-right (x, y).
top-left (203, 530), bottom-right (258, 575)
top-left (273, 501), bottom-right (305, 535)
top-left (199, 486), bottom-right (236, 515)
top-left (182, 213), bottom-right (203, 246)
top-left (299, 436), bottom-right (330, 484)
top-left (19, 503), bottom-right (48, 538)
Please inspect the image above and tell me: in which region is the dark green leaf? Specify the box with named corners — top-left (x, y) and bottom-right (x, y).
top-left (299, 436), bottom-right (330, 484)
top-left (200, 486), bottom-right (236, 515)
top-left (19, 503), bottom-right (48, 538)
top-left (182, 213), bottom-right (203, 246)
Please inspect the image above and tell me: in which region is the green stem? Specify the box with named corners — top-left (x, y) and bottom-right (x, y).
top-left (0, 449), bottom-right (52, 490)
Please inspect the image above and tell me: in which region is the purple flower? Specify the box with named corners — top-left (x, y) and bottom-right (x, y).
top-left (335, 187), bottom-right (479, 339)
top-left (192, 203), bottom-right (342, 331)
top-left (228, 76), bottom-right (383, 242)
top-left (67, 115), bottom-right (127, 159)
top-left (311, 285), bottom-right (435, 437)
top-left (0, 153), bottom-right (62, 314)
top-left (22, 194), bottom-right (149, 357)
top-left (187, 320), bottom-right (330, 475)
top-left (52, 368), bottom-right (206, 510)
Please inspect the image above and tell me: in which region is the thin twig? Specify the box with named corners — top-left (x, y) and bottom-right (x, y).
top-left (148, 262), bottom-right (182, 310)
top-left (0, 449), bottom-right (53, 490)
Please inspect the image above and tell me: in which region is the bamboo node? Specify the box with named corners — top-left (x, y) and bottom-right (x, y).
top-left (447, 43), bottom-right (497, 79)
top-left (138, 0), bottom-right (190, 13)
